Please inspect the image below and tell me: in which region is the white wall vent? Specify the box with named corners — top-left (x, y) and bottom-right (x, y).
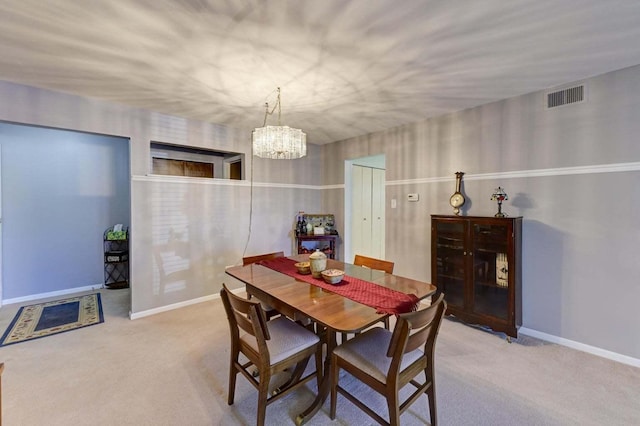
top-left (546, 84), bottom-right (585, 108)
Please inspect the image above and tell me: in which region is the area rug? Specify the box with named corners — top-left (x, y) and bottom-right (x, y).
top-left (0, 293), bottom-right (104, 346)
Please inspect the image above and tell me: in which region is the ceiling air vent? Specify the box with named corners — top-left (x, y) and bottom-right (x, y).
top-left (547, 85), bottom-right (585, 108)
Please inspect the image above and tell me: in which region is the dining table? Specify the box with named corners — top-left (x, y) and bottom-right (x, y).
top-left (225, 254), bottom-right (437, 425)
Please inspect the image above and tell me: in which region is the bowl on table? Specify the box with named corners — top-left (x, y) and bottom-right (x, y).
top-left (321, 269), bottom-right (345, 285)
top-left (295, 261), bottom-right (311, 275)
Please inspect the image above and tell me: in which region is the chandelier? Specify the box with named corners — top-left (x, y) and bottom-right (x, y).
top-left (252, 87), bottom-right (307, 159)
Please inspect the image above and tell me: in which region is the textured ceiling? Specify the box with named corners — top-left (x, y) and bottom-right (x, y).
top-left (1, 0), bottom-right (640, 144)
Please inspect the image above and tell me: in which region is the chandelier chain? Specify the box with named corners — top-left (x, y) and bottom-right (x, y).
top-left (253, 86), bottom-right (306, 160)
top-left (262, 87), bottom-right (283, 127)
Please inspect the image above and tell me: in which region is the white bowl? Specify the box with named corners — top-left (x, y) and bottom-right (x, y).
top-left (321, 269), bottom-right (345, 284)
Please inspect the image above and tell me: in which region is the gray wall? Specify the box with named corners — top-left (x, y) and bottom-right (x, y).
top-left (321, 65), bottom-right (640, 360)
top-left (0, 123), bottom-right (130, 299)
top-left (0, 80), bottom-right (321, 315)
top-left (0, 63), bottom-right (638, 360)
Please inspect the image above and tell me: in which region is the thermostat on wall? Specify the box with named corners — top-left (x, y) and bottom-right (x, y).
top-left (407, 193), bottom-right (419, 202)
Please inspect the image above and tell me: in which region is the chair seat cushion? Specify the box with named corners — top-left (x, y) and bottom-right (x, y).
top-left (333, 327), bottom-right (423, 384)
top-left (241, 316), bottom-right (319, 365)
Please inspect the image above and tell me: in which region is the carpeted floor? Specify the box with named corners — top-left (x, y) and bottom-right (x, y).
top-left (0, 288), bottom-right (638, 425)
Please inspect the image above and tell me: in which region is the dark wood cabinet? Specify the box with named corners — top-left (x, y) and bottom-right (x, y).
top-left (431, 215), bottom-right (522, 338)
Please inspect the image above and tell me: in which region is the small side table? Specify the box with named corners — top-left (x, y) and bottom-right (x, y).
top-left (104, 227), bottom-right (129, 289)
top-left (296, 234), bottom-right (339, 259)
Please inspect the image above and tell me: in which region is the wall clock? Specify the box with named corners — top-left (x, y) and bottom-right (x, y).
top-left (449, 171), bottom-right (465, 215)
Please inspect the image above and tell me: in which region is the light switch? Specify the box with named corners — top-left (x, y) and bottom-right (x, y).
top-left (391, 199), bottom-right (397, 209)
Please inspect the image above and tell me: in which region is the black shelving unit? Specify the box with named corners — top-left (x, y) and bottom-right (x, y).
top-left (104, 227), bottom-right (129, 289)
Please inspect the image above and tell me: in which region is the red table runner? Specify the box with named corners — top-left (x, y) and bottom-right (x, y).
top-left (258, 257), bottom-right (419, 315)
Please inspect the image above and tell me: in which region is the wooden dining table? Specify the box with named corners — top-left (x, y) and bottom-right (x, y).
top-left (225, 254), bottom-right (437, 425)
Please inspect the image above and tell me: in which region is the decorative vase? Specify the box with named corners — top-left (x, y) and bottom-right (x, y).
top-left (309, 249), bottom-right (327, 278)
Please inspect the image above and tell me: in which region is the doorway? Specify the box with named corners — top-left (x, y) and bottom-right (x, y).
top-left (344, 155), bottom-right (386, 263)
top-left (229, 160), bottom-right (242, 180)
top-left (0, 123), bottom-right (131, 304)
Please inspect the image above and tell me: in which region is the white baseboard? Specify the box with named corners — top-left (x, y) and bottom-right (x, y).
top-left (129, 293), bottom-right (219, 320)
top-left (519, 327), bottom-right (640, 368)
top-left (128, 287), bottom-right (246, 319)
top-left (2, 283), bottom-right (104, 306)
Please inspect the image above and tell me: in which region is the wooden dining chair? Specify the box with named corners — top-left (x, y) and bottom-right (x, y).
top-left (352, 254), bottom-right (396, 333)
top-left (242, 251), bottom-right (285, 320)
top-left (330, 293), bottom-right (447, 426)
top-left (220, 284), bottom-right (322, 426)
top-left (354, 254), bottom-right (395, 274)
top-left (242, 251), bottom-right (285, 266)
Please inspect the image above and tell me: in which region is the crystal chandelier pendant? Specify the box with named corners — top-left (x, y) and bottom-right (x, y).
top-left (252, 88), bottom-right (307, 160)
top-left (252, 125), bottom-right (306, 159)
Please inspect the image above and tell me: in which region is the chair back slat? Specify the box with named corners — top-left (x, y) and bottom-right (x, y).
top-left (221, 285), bottom-right (270, 341)
top-left (243, 251), bottom-right (285, 266)
top-left (387, 293), bottom-right (446, 358)
top-left (353, 254), bottom-right (395, 274)
top-left (405, 295), bottom-right (446, 353)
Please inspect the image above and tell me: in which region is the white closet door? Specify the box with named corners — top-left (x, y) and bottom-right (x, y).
top-left (351, 165), bottom-right (384, 260)
top-left (351, 165), bottom-right (371, 257)
top-left (371, 167), bottom-right (385, 259)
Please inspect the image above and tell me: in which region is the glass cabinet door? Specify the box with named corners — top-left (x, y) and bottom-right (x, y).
top-left (471, 221), bottom-right (510, 320)
top-left (433, 220), bottom-right (466, 309)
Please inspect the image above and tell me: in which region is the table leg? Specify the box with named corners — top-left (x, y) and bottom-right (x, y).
top-left (295, 327), bottom-right (337, 425)
top-left (274, 359), bottom-right (309, 395)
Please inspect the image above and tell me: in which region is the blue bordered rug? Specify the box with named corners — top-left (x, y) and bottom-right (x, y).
top-left (0, 293), bottom-right (104, 346)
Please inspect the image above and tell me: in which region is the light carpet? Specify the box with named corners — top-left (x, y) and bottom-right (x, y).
top-left (0, 289), bottom-right (638, 425)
